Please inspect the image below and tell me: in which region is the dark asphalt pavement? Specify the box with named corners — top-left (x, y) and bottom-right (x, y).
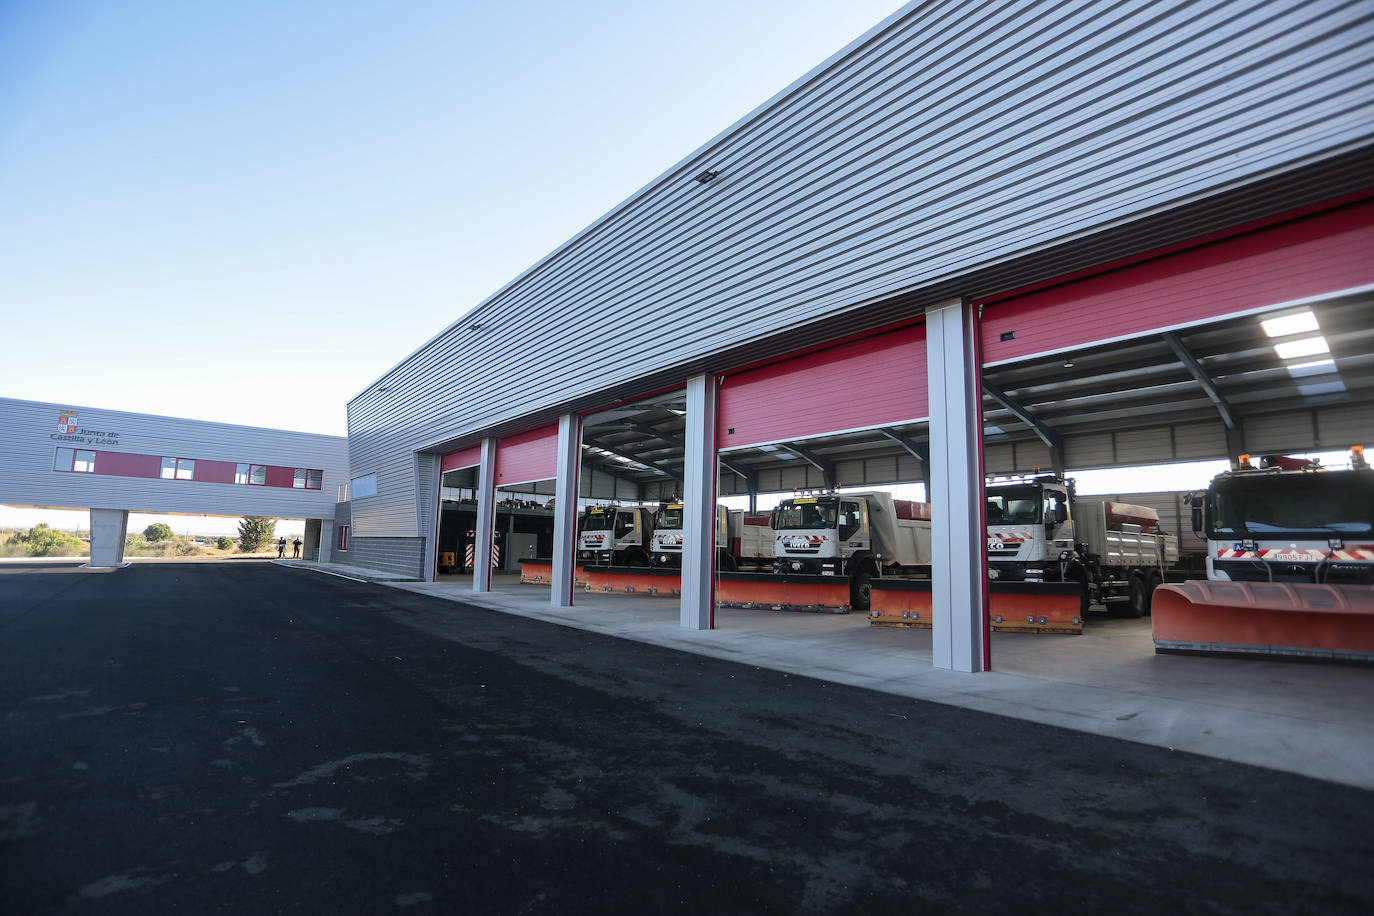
top-left (2, 560), bottom-right (1371, 914)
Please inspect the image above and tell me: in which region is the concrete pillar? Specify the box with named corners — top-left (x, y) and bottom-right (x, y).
top-left (88, 508), bottom-right (128, 568)
top-left (552, 413), bottom-right (581, 607)
top-left (681, 374), bottom-right (717, 630)
top-left (303, 519), bottom-right (322, 561)
top-left (318, 519), bottom-right (334, 564)
top-left (925, 299), bottom-right (989, 672)
top-left (473, 437), bottom-right (498, 592)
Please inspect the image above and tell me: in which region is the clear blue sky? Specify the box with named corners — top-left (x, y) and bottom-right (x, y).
top-left (1, 0), bottom-right (908, 437)
top-left (0, 0), bottom-right (907, 534)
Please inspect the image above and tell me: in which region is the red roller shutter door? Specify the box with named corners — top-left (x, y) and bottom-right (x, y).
top-left (441, 446), bottom-right (482, 472)
top-left (718, 323), bottom-right (928, 449)
top-left (981, 199), bottom-right (1374, 364)
top-left (496, 425), bottom-right (558, 486)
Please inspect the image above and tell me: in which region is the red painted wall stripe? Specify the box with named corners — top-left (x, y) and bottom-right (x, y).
top-left (441, 446), bottom-right (482, 472)
top-left (718, 323), bottom-right (928, 450)
top-left (63, 450), bottom-right (318, 490)
top-left (194, 460), bottom-right (238, 485)
top-left (981, 200), bottom-right (1374, 364)
top-left (92, 451), bottom-right (162, 479)
top-left (496, 425), bottom-right (558, 486)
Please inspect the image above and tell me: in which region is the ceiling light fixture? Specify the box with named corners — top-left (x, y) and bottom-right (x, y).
top-left (1063, 358), bottom-right (1075, 369)
top-left (1261, 310), bottom-right (1319, 338)
top-left (1273, 336), bottom-right (1330, 360)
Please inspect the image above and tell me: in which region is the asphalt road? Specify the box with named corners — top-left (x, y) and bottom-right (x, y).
top-left (2, 560), bottom-right (1371, 914)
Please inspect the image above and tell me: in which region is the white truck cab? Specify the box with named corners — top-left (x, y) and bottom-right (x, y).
top-left (577, 505), bottom-right (654, 567)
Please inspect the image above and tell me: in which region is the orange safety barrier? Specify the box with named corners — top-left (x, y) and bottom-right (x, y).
top-left (517, 559), bottom-right (587, 588)
top-left (581, 566), bottom-right (681, 598)
top-left (1152, 581), bottom-right (1374, 663)
top-left (716, 572), bottom-right (851, 613)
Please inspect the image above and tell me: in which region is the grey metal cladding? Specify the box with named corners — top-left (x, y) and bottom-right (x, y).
top-left (346, 0), bottom-right (1374, 537)
top-left (0, 397), bottom-right (349, 518)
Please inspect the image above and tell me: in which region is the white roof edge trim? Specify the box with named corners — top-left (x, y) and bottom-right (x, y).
top-left (0, 395), bottom-right (348, 441)
top-left (347, 0), bottom-right (932, 407)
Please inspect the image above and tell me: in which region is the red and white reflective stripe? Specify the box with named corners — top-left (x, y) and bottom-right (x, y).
top-left (492, 545), bottom-right (500, 568)
top-left (465, 544), bottom-right (475, 568)
top-left (1215, 547), bottom-right (1374, 561)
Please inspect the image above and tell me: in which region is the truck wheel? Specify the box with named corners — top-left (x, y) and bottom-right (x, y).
top-left (849, 568), bottom-right (873, 612)
top-left (1114, 574), bottom-right (1148, 619)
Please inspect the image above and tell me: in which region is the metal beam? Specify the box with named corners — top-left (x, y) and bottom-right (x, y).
top-left (583, 437), bottom-right (685, 484)
top-left (782, 445), bottom-right (835, 488)
top-left (1162, 331), bottom-right (1239, 430)
top-left (982, 380), bottom-right (1061, 450)
top-left (878, 428), bottom-right (928, 461)
top-left (625, 419), bottom-right (755, 484)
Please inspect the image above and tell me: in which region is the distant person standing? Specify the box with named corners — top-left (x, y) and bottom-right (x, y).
top-left (292, 537), bottom-right (302, 558)
top-left (277, 537), bottom-right (287, 558)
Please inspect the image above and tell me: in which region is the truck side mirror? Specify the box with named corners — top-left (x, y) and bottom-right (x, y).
top-left (1191, 503), bottom-right (1203, 536)
top-left (1054, 504), bottom-right (1068, 524)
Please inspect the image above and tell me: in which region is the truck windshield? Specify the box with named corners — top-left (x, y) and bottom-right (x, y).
top-left (582, 510), bottom-right (616, 531)
top-left (1210, 472), bottom-right (1374, 538)
top-left (986, 486), bottom-right (1042, 524)
top-left (774, 500), bottom-right (837, 530)
top-left (655, 506), bottom-right (684, 529)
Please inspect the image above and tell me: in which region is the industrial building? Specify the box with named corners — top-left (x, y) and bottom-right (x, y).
top-left (332, 0), bottom-right (1373, 672)
top-left (4, 2), bottom-right (1369, 676)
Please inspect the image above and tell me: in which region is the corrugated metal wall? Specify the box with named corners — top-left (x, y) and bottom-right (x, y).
top-left (347, 0), bottom-right (1374, 538)
top-left (0, 397), bottom-right (348, 520)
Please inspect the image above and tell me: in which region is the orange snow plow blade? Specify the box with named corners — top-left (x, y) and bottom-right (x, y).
top-left (1152, 581), bottom-right (1374, 663)
top-left (715, 573), bottom-right (852, 614)
top-left (581, 566), bottom-right (681, 598)
top-left (518, 559), bottom-right (587, 588)
top-left (869, 579), bottom-right (933, 628)
top-left (988, 583), bottom-right (1084, 634)
top-left (868, 580), bottom-right (1082, 633)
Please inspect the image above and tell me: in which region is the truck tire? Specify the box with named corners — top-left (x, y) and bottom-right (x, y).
top-left (1114, 573), bottom-right (1148, 619)
top-left (849, 567), bottom-right (873, 612)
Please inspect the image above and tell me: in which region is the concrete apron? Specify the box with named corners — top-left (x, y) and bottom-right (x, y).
top-left (357, 573), bottom-right (1372, 791)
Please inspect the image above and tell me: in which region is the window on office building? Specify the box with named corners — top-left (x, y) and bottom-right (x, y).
top-left (293, 468), bottom-right (323, 490)
top-left (236, 463), bottom-right (268, 485)
top-left (337, 526), bottom-right (349, 551)
top-left (54, 448), bottom-right (74, 472)
top-left (73, 450), bottom-right (96, 473)
top-left (161, 457), bottom-right (194, 480)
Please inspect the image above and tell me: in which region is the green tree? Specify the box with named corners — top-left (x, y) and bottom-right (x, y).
top-left (237, 517), bottom-right (277, 553)
top-left (12, 523), bottom-right (84, 557)
top-left (143, 522), bottom-right (174, 542)
top-left (216, 536), bottom-right (235, 551)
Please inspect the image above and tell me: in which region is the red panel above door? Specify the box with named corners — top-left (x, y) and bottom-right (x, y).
top-left (981, 200), bottom-right (1374, 365)
top-left (718, 323), bottom-right (928, 450)
top-left (496, 425), bottom-right (558, 486)
top-left (441, 446), bottom-right (482, 473)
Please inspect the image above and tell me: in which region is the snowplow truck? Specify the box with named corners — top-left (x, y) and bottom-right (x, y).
top-left (577, 505), bottom-right (654, 567)
top-left (986, 476), bottom-right (1179, 617)
top-left (1190, 449), bottom-right (1374, 585)
top-left (650, 504), bottom-right (772, 571)
top-left (771, 491), bottom-right (932, 610)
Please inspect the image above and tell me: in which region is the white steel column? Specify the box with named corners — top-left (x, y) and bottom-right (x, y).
top-left (552, 413), bottom-right (581, 607)
top-left (925, 298), bottom-right (988, 672)
top-left (681, 374), bottom-right (717, 630)
top-left (473, 437), bottom-right (498, 592)
top-left (87, 508), bottom-right (128, 568)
